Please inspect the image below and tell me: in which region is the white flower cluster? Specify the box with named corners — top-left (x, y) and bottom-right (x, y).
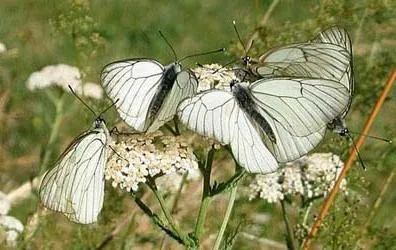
top-left (249, 153), bottom-right (346, 203)
top-left (0, 192), bottom-right (24, 247)
top-left (192, 63), bottom-right (237, 92)
top-left (105, 131), bottom-right (199, 192)
top-left (26, 64), bottom-right (103, 99)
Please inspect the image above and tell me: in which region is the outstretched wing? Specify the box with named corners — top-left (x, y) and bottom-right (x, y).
top-left (250, 78), bottom-right (349, 137)
top-left (177, 90), bottom-right (278, 174)
top-left (39, 129), bottom-right (108, 224)
top-left (101, 59), bottom-right (164, 132)
top-left (251, 43), bottom-right (351, 84)
top-left (147, 69), bottom-right (198, 133)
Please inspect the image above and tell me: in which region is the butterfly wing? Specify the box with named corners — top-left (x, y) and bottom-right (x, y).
top-left (177, 90), bottom-right (278, 174)
top-left (312, 26), bottom-right (354, 116)
top-left (252, 43), bottom-right (351, 84)
top-left (147, 69), bottom-right (198, 133)
top-left (39, 128), bottom-right (108, 224)
top-left (261, 120), bottom-right (326, 162)
top-left (249, 78), bottom-right (349, 137)
top-left (101, 59), bottom-right (165, 132)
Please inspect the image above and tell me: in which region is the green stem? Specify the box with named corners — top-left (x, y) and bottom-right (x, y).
top-left (171, 172), bottom-right (188, 213)
top-left (194, 147), bottom-right (215, 241)
top-left (280, 200), bottom-right (296, 250)
top-left (134, 196), bottom-right (183, 244)
top-left (302, 202), bottom-right (313, 226)
top-left (213, 185), bottom-right (238, 250)
top-left (160, 173), bottom-right (189, 249)
top-left (39, 93), bottom-right (65, 174)
top-left (147, 180), bottom-right (190, 246)
top-left (210, 170), bottom-right (246, 196)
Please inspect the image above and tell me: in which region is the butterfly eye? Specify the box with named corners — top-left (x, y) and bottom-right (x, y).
top-left (229, 79), bottom-right (238, 90)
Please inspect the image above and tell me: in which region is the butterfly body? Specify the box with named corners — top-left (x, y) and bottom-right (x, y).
top-left (231, 81), bottom-right (276, 142)
top-left (147, 63), bottom-right (181, 125)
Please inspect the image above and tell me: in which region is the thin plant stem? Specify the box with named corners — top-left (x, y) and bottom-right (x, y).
top-left (39, 93), bottom-right (65, 174)
top-left (134, 195), bottom-right (184, 244)
top-left (302, 202), bottom-right (313, 226)
top-left (146, 180), bottom-right (190, 246)
top-left (160, 172), bottom-right (189, 250)
top-left (213, 185), bottom-right (238, 250)
top-left (303, 69), bottom-right (396, 250)
top-left (171, 172), bottom-right (188, 213)
top-left (245, 0), bottom-right (280, 52)
top-left (280, 200), bottom-right (296, 250)
top-left (194, 147), bottom-right (215, 241)
top-left (96, 192), bottom-right (151, 249)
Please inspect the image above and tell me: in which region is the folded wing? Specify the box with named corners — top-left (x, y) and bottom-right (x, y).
top-left (39, 129), bottom-right (108, 224)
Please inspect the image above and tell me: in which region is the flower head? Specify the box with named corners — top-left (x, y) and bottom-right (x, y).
top-left (26, 64), bottom-right (103, 99)
top-left (249, 153), bottom-right (346, 203)
top-left (192, 64), bottom-right (237, 92)
top-left (0, 215), bottom-right (24, 247)
top-left (106, 131), bottom-right (199, 192)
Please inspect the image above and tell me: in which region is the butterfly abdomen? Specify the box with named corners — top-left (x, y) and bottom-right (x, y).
top-left (147, 64), bottom-right (178, 123)
top-left (233, 83), bottom-right (276, 142)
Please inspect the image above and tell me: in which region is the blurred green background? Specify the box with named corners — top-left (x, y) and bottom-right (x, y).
top-left (1, 0), bottom-right (395, 249)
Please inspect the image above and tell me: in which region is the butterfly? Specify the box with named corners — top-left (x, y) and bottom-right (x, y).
top-left (101, 58), bottom-right (198, 133)
top-left (177, 77), bottom-right (350, 174)
top-left (39, 116), bottom-right (110, 224)
top-left (237, 26), bottom-right (354, 135)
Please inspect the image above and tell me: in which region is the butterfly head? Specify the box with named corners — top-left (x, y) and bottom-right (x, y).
top-left (241, 56), bottom-right (251, 66)
top-left (230, 79), bottom-right (238, 90)
top-left (339, 128), bottom-right (349, 136)
top-left (94, 116), bottom-right (106, 129)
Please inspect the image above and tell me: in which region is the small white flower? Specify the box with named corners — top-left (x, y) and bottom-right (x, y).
top-left (26, 64), bottom-right (103, 99)
top-left (0, 42), bottom-right (6, 53)
top-left (0, 214), bottom-right (24, 247)
top-left (27, 64), bottom-right (81, 91)
top-left (6, 230), bottom-right (19, 247)
top-left (249, 172), bottom-right (284, 203)
top-left (76, 82), bottom-right (103, 99)
top-left (0, 216), bottom-right (24, 233)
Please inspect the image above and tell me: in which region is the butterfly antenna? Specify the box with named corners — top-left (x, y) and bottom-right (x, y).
top-left (158, 30), bottom-right (178, 62)
top-left (348, 131), bottom-right (392, 143)
top-left (68, 85), bottom-right (97, 117)
top-left (98, 98), bottom-right (120, 117)
top-left (233, 20), bottom-right (247, 55)
top-left (179, 48), bottom-right (225, 63)
top-left (346, 133), bottom-right (367, 170)
top-left (212, 58), bottom-right (240, 74)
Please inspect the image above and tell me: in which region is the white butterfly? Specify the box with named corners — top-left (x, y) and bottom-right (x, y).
top-left (39, 117), bottom-right (110, 224)
top-left (101, 59), bottom-right (198, 133)
top-left (177, 78), bottom-right (350, 173)
top-left (237, 26), bottom-right (354, 135)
